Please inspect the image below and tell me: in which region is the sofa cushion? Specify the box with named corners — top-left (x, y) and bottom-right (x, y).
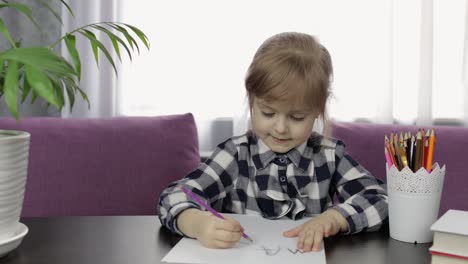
top-left (0, 114), bottom-right (199, 216)
top-left (332, 121), bottom-right (468, 215)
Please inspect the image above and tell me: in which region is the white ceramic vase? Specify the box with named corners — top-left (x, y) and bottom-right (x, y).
top-left (0, 130), bottom-right (30, 241)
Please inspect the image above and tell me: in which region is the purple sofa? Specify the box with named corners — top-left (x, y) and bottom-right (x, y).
top-left (332, 121), bottom-right (468, 216)
top-left (2, 115), bottom-right (465, 217)
top-left (0, 114), bottom-right (200, 217)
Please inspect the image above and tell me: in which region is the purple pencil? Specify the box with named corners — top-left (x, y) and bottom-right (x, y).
top-left (180, 186), bottom-right (254, 243)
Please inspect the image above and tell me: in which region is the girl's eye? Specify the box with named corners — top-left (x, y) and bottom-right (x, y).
top-left (290, 116), bottom-right (305, 121)
top-left (261, 112), bottom-right (274, 118)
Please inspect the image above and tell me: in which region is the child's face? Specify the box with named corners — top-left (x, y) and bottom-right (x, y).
top-left (251, 96), bottom-right (316, 153)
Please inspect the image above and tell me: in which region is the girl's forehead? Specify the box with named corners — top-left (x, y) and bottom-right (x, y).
top-left (256, 97), bottom-right (313, 113)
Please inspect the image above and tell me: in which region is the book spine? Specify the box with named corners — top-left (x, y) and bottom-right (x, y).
top-left (430, 250), bottom-right (468, 261)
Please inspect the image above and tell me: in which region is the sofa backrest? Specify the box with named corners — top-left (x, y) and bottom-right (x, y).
top-left (0, 114), bottom-right (199, 217)
top-left (332, 121), bottom-right (468, 215)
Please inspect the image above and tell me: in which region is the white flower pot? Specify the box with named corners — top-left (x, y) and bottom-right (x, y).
top-left (0, 130), bottom-right (30, 241)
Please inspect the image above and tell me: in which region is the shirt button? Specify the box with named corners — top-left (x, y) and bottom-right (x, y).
top-left (279, 176), bottom-right (287, 183)
top-left (279, 156), bottom-right (287, 163)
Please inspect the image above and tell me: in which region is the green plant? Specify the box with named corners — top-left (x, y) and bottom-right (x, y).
top-left (0, 0), bottom-right (149, 119)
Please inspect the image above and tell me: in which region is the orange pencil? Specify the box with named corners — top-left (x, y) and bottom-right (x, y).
top-left (425, 129), bottom-right (435, 172)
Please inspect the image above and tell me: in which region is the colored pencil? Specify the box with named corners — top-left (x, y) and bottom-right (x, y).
top-left (425, 129), bottom-right (435, 172)
top-left (410, 135), bottom-right (415, 171)
top-left (385, 147), bottom-right (393, 169)
top-left (385, 135), bottom-right (397, 167)
top-left (414, 131), bottom-right (423, 171)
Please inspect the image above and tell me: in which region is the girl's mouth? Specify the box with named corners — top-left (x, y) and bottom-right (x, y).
top-left (272, 136), bottom-right (290, 143)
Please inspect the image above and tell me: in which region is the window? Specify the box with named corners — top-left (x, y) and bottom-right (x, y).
top-left (117, 0), bottom-right (468, 150)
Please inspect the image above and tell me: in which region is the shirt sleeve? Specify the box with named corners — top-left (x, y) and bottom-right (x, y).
top-left (157, 140), bottom-right (239, 236)
top-left (330, 141), bottom-right (388, 234)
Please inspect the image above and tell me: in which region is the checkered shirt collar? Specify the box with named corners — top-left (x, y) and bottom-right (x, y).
top-left (247, 131), bottom-right (322, 171)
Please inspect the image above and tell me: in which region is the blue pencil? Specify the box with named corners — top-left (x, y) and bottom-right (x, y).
top-left (180, 186), bottom-right (254, 243)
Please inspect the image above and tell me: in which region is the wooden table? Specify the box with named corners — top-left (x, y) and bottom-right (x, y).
top-left (0, 216), bottom-right (431, 264)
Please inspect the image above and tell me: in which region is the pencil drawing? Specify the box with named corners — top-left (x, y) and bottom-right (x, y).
top-left (261, 245), bottom-right (280, 256)
top-left (287, 248), bottom-right (304, 254)
top-left (258, 245), bottom-right (306, 255)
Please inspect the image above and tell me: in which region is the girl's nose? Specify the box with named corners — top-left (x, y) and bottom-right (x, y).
top-left (274, 117), bottom-right (288, 134)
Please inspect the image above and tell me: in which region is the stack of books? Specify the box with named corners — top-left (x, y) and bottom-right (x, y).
top-left (430, 210), bottom-right (468, 264)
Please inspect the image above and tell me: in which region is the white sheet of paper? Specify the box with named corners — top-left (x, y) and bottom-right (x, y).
top-left (162, 214), bottom-right (326, 264)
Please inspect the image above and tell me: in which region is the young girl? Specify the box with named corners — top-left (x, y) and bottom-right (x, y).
top-left (158, 32), bottom-right (388, 252)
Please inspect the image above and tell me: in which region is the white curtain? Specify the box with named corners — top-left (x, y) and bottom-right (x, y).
top-left (464, 1), bottom-right (468, 124)
top-left (90, 0), bottom-right (468, 152)
top-left (61, 0), bottom-right (118, 118)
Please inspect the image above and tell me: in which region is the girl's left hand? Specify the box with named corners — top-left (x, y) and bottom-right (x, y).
top-left (282, 209), bottom-right (348, 252)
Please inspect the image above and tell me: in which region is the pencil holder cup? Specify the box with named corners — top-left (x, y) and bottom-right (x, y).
top-left (386, 163), bottom-right (445, 243)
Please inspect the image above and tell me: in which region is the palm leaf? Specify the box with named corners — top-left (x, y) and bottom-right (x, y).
top-left (24, 65), bottom-right (61, 109)
top-left (21, 72), bottom-right (31, 103)
top-left (106, 23), bottom-right (140, 54)
top-left (37, 0), bottom-right (62, 24)
top-left (64, 81), bottom-right (75, 111)
top-left (0, 59), bottom-right (4, 91)
top-left (63, 76), bottom-right (89, 108)
top-left (0, 17), bottom-right (16, 47)
top-left (124, 24), bottom-right (150, 49)
top-left (75, 85), bottom-right (90, 108)
top-left (3, 60), bottom-right (19, 119)
top-left (58, 0), bottom-right (74, 17)
top-left (64, 34), bottom-right (81, 80)
top-left (0, 3), bottom-right (39, 29)
top-left (79, 29), bottom-right (118, 75)
top-left (92, 25), bottom-right (131, 61)
top-left (0, 2), bottom-right (150, 119)
top-left (30, 87), bottom-right (38, 104)
top-left (0, 47), bottom-right (76, 77)
top-left (49, 76), bottom-right (65, 107)
top-left (79, 30), bottom-right (99, 66)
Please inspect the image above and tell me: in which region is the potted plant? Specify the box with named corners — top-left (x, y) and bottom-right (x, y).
top-left (0, 0), bottom-right (149, 246)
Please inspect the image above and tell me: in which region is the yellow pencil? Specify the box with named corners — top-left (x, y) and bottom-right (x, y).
top-left (398, 133), bottom-right (408, 168)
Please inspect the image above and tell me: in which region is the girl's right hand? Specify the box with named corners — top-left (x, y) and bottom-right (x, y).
top-left (177, 208), bottom-right (244, 249)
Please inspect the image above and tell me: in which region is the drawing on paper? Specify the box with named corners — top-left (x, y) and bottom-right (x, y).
top-left (261, 246), bottom-right (280, 256)
top-left (287, 248), bottom-right (304, 254)
top-left (258, 245), bottom-right (304, 255)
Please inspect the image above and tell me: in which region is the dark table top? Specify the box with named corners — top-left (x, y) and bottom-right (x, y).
top-left (0, 216), bottom-right (431, 264)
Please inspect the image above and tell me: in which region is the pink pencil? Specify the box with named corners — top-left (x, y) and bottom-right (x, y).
top-left (385, 147), bottom-right (393, 169)
top-left (181, 186), bottom-right (254, 242)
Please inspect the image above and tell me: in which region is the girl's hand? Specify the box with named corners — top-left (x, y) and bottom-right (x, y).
top-left (196, 211), bottom-right (244, 248)
top-left (177, 209), bottom-right (244, 249)
top-left (282, 209), bottom-right (348, 252)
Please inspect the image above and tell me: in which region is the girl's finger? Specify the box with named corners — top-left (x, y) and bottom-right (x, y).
top-left (215, 217), bottom-right (242, 232)
top-left (283, 225), bottom-right (301, 237)
top-left (323, 222), bottom-right (332, 237)
top-left (215, 229), bottom-right (242, 242)
top-left (312, 229), bottom-right (323, 251)
top-left (214, 239), bottom-right (235, 249)
top-left (297, 229), bottom-right (307, 250)
top-left (302, 230), bottom-right (315, 252)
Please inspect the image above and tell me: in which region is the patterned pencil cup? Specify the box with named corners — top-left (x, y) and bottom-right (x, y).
top-left (386, 163), bottom-right (445, 243)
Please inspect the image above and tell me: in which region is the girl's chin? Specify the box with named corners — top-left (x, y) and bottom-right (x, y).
top-left (267, 140), bottom-right (293, 153)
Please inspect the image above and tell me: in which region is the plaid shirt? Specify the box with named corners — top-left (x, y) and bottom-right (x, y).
top-left (158, 131), bottom-right (388, 236)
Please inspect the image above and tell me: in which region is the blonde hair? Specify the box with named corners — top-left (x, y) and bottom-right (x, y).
top-left (245, 32), bottom-right (333, 118)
